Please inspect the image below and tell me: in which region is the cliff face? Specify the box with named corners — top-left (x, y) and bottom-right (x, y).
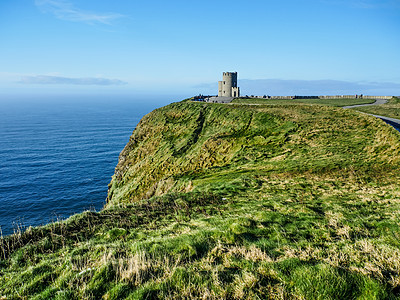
top-left (107, 101), bottom-right (400, 207)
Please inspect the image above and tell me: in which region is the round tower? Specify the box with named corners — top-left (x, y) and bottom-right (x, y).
top-left (218, 72), bottom-right (239, 98)
top-left (222, 72), bottom-right (237, 97)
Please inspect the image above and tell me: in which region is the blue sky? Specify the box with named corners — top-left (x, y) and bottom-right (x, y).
top-left (0, 0), bottom-right (399, 98)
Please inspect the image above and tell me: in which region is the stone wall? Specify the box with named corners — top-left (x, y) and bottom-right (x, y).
top-left (248, 95), bottom-right (393, 100)
top-left (362, 96), bottom-right (393, 100)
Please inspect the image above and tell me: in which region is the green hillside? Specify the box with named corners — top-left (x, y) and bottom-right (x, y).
top-left (1, 101), bottom-right (400, 299)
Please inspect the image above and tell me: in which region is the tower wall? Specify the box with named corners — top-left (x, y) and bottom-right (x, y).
top-left (232, 87), bottom-right (240, 98)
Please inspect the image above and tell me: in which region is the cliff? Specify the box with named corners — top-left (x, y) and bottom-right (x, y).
top-left (2, 101), bottom-right (400, 299)
top-left (107, 101), bottom-right (400, 206)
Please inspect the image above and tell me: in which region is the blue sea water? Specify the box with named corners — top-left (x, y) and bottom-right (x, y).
top-left (0, 96), bottom-right (171, 235)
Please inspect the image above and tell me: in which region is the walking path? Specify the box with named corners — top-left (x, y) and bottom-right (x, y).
top-left (342, 99), bottom-right (400, 130)
top-left (223, 98), bottom-right (400, 130)
top-left (371, 114), bottom-right (400, 130)
top-left (342, 99), bottom-right (388, 109)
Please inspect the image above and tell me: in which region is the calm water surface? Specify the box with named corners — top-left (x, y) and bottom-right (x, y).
top-left (0, 96), bottom-right (171, 235)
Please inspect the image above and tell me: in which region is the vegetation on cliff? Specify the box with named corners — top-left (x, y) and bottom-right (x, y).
top-left (1, 100), bottom-right (400, 299)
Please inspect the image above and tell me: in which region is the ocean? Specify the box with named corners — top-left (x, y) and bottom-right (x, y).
top-left (0, 96), bottom-right (172, 236)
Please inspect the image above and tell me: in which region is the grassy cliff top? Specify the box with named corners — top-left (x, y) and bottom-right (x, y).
top-left (107, 101), bottom-right (400, 206)
top-left (1, 101), bottom-right (400, 299)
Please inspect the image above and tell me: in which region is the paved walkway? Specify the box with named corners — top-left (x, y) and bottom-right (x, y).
top-left (224, 98), bottom-right (400, 130)
top-left (371, 114), bottom-right (400, 130)
top-left (342, 99), bottom-right (388, 109)
top-left (342, 99), bottom-right (400, 130)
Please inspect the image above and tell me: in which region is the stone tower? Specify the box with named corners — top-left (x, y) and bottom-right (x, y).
top-left (218, 72), bottom-right (240, 98)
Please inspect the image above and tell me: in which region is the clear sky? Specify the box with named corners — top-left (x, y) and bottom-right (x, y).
top-left (0, 0), bottom-right (399, 98)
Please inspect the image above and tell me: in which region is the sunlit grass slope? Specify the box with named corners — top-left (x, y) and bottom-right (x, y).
top-left (1, 101), bottom-right (400, 299)
top-left (107, 101), bottom-right (399, 206)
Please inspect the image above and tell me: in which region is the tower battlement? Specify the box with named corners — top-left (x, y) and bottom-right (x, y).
top-left (223, 72), bottom-right (236, 76)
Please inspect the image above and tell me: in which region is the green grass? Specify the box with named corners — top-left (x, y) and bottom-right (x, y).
top-left (352, 97), bottom-right (400, 119)
top-left (231, 97), bottom-right (377, 107)
top-left (1, 101), bottom-right (400, 299)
